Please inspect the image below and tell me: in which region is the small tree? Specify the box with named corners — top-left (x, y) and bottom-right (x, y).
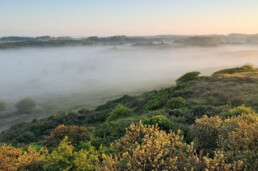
top-left (15, 97), bottom-right (36, 114)
top-left (0, 100), bottom-right (6, 112)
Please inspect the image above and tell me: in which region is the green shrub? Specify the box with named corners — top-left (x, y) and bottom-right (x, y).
top-left (11, 131), bottom-right (36, 145)
top-left (142, 115), bottom-right (174, 132)
top-left (106, 104), bottom-right (132, 122)
top-left (144, 88), bottom-right (173, 111)
top-left (78, 108), bottom-right (87, 114)
top-left (166, 97), bottom-right (187, 109)
top-left (93, 121), bottom-right (130, 146)
top-left (220, 105), bottom-right (255, 118)
top-left (15, 97), bottom-right (36, 114)
top-left (176, 71), bottom-right (200, 85)
top-left (144, 97), bottom-right (167, 111)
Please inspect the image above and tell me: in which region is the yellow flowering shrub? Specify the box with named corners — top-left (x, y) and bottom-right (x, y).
top-left (194, 113), bottom-right (257, 170)
top-left (203, 151), bottom-right (243, 171)
top-left (0, 144), bottom-right (45, 171)
top-left (217, 114), bottom-right (258, 170)
top-left (0, 144), bottom-right (21, 170)
top-left (193, 115), bottom-right (223, 153)
top-left (220, 105), bottom-right (255, 118)
top-left (74, 147), bottom-right (99, 170)
top-left (45, 136), bottom-right (99, 170)
top-left (101, 121), bottom-right (240, 171)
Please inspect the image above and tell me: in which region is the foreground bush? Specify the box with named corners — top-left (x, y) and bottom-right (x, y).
top-left (45, 136), bottom-right (99, 171)
top-left (0, 121), bottom-right (245, 170)
top-left (0, 145), bottom-right (45, 170)
top-left (101, 122), bottom-right (242, 170)
top-left (193, 113), bottom-right (258, 170)
top-left (192, 115), bottom-right (223, 154)
top-left (218, 114), bottom-right (258, 170)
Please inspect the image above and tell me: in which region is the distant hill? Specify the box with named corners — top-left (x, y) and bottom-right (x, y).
top-left (1, 34), bottom-right (258, 49)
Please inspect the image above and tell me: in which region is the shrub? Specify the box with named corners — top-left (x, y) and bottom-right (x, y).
top-left (45, 125), bottom-right (90, 147)
top-left (101, 121), bottom-right (241, 170)
top-left (101, 122), bottom-right (196, 170)
top-left (45, 136), bottom-right (99, 170)
top-left (190, 105), bottom-right (224, 118)
top-left (11, 131), bottom-right (36, 145)
top-left (0, 100), bottom-right (6, 112)
top-left (193, 113), bottom-right (258, 170)
top-left (217, 114), bottom-right (258, 170)
top-left (106, 104), bottom-right (132, 122)
top-left (0, 145), bottom-right (45, 170)
top-left (144, 97), bottom-right (167, 110)
top-left (142, 115), bottom-right (174, 132)
top-left (176, 71), bottom-right (201, 85)
top-left (93, 121), bottom-right (130, 147)
top-left (220, 105), bottom-right (255, 118)
top-left (15, 97), bottom-right (36, 114)
top-left (166, 97), bottom-right (187, 109)
top-left (192, 115), bottom-right (223, 154)
top-left (78, 108), bottom-right (87, 114)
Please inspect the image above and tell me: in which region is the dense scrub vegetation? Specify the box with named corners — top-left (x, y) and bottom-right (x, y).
top-left (0, 65), bottom-right (257, 170)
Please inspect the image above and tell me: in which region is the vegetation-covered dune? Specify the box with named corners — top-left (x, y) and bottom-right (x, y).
top-left (0, 65), bottom-right (257, 170)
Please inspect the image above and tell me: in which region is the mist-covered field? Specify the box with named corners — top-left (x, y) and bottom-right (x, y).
top-left (1, 45), bottom-right (258, 102)
top-left (0, 44), bottom-right (258, 131)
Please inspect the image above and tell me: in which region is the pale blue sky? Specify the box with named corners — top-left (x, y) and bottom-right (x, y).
top-left (1, 0), bottom-right (258, 36)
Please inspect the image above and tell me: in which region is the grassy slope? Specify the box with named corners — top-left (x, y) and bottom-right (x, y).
top-left (0, 88), bottom-right (145, 132)
top-left (0, 66), bottom-right (257, 145)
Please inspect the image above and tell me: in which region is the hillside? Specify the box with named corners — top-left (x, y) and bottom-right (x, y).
top-left (0, 65), bottom-right (257, 170)
top-left (0, 65), bottom-right (257, 142)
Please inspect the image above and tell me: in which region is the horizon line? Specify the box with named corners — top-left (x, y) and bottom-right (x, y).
top-left (1, 33), bottom-right (258, 38)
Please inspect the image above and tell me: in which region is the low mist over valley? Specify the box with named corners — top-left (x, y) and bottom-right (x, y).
top-left (1, 42), bottom-right (258, 102)
top-left (1, 39), bottom-right (258, 131)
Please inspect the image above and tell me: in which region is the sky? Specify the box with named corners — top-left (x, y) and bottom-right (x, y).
top-left (1, 0), bottom-right (258, 37)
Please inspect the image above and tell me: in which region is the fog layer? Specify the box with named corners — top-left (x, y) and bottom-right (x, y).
top-left (1, 45), bottom-right (258, 102)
